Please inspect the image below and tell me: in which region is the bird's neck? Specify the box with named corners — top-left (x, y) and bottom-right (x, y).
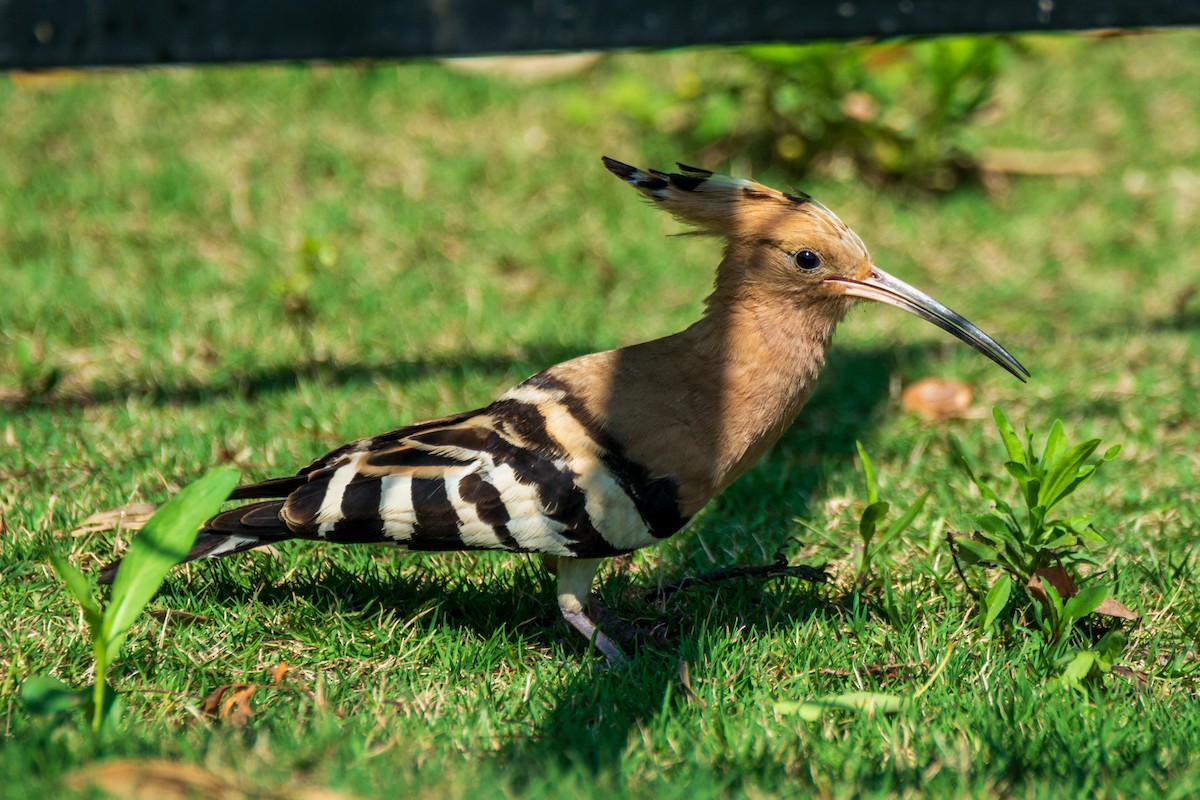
top-left (547, 290), bottom-right (847, 516)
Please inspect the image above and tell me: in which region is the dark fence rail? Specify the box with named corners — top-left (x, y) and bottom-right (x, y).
top-left (3, 1), bottom-right (1200, 70)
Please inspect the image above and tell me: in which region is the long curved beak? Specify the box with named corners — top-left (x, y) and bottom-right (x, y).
top-left (827, 266), bottom-right (1030, 382)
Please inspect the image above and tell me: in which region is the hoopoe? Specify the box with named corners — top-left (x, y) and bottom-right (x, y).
top-left (98, 157), bottom-right (1028, 664)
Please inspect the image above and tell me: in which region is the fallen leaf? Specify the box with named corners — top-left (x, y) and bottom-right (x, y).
top-left (71, 502), bottom-right (159, 536)
top-left (901, 377), bottom-right (975, 420)
top-left (1027, 567), bottom-right (1138, 621)
top-left (270, 662), bottom-right (290, 684)
top-left (1027, 565), bottom-right (1078, 602)
top-left (1094, 597), bottom-right (1140, 621)
top-left (199, 683), bottom-right (256, 727)
top-left (1110, 665), bottom-right (1150, 687)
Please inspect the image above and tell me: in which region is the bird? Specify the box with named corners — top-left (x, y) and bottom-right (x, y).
top-left (98, 156), bottom-right (1028, 664)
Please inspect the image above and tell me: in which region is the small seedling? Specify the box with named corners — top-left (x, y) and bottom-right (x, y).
top-left (21, 467), bottom-right (238, 733)
top-left (854, 441), bottom-right (929, 589)
top-left (271, 235), bottom-right (336, 367)
top-left (951, 407), bottom-right (1122, 639)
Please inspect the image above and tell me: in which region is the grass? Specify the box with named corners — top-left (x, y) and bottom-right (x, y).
top-left (3, 31), bottom-right (1200, 798)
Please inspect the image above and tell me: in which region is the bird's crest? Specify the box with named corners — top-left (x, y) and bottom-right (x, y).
top-left (601, 156), bottom-right (852, 242)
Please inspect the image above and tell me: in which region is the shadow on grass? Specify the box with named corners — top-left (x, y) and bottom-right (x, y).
top-left (0, 341), bottom-right (598, 412)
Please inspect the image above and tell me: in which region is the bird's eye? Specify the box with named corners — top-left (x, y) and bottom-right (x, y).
top-left (792, 249), bottom-right (822, 270)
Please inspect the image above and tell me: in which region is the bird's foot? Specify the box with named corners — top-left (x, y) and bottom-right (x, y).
top-left (561, 607), bottom-right (628, 667)
top-left (588, 597), bottom-right (670, 650)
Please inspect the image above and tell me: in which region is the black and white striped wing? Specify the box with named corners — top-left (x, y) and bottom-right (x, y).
top-left (276, 378), bottom-right (690, 558)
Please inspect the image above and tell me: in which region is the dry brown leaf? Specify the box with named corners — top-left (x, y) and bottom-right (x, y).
top-left (1027, 566), bottom-right (1138, 621)
top-left (1027, 565), bottom-right (1078, 601)
top-left (270, 662), bottom-right (290, 684)
top-left (901, 377), bottom-right (976, 420)
top-left (1111, 665), bottom-right (1151, 687)
top-left (71, 502), bottom-right (159, 537)
top-left (1094, 597), bottom-right (1140, 621)
top-left (200, 683), bottom-right (257, 727)
top-left (62, 758), bottom-right (365, 800)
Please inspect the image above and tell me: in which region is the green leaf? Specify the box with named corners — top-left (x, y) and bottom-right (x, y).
top-left (102, 467), bottom-right (238, 657)
top-left (992, 407), bottom-right (1026, 467)
top-left (84, 680), bottom-right (124, 735)
top-left (951, 536), bottom-right (998, 565)
top-left (1058, 650), bottom-right (1097, 685)
top-left (856, 441), bottom-right (879, 505)
top-left (1004, 460), bottom-right (1033, 484)
top-left (1102, 445), bottom-right (1122, 461)
top-left (47, 553), bottom-right (103, 634)
top-left (1038, 577), bottom-right (1064, 619)
top-left (1095, 630), bottom-right (1127, 668)
top-left (972, 514), bottom-right (1018, 546)
top-left (982, 574), bottom-right (1013, 630)
top-left (859, 501), bottom-right (890, 546)
top-left (952, 444), bottom-right (1013, 518)
top-left (1062, 584), bottom-right (1109, 624)
top-left (1040, 532), bottom-right (1078, 551)
top-left (1041, 419), bottom-right (1068, 470)
top-left (21, 675), bottom-right (87, 716)
top-left (1038, 438), bottom-right (1101, 511)
top-left (881, 492), bottom-right (929, 545)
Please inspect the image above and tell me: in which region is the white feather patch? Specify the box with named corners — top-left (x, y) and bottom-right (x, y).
top-left (379, 473), bottom-right (416, 541)
top-left (445, 474), bottom-right (502, 549)
top-left (316, 453), bottom-right (363, 525)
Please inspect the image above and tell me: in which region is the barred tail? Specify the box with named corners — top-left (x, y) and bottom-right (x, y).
top-left (96, 500), bottom-right (292, 585)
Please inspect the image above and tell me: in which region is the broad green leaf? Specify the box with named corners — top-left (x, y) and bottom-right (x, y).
top-left (1040, 532), bottom-right (1077, 550)
top-left (1095, 630), bottom-right (1127, 667)
top-left (1003, 461), bottom-right (1031, 483)
top-left (859, 501), bottom-right (890, 545)
top-left (21, 675), bottom-right (87, 716)
top-left (992, 407), bottom-right (1026, 467)
top-left (972, 514), bottom-right (1017, 545)
top-left (1038, 577), bottom-right (1064, 618)
top-left (1058, 650), bottom-right (1097, 685)
top-left (1062, 584), bottom-right (1109, 624)
top-left (103, 467), bottom-right (238, 657)
top-left (881, 492), bottom-right (929, 544)
top-left (856, 441), bottom-right (879, 505)
top-left (1038, 439), bottom-right (1101, 511)
top-left (1053, 513), bottom-right (1094, 532)
top-left (982, 574), bottom-right (1013, 630)
top-left (1102, 445), bottom-right (1122, 461)
top-left (48, 553), bottom-right (103, 634)
top-left (1041, 419), bottom-right (1068, 470)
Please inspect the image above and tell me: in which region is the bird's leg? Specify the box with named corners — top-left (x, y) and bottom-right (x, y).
top-left (544, 555), bottom-right (628, 666)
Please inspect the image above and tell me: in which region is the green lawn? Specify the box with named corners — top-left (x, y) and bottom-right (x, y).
top-left (3, 31), bottom-right (1200, 799)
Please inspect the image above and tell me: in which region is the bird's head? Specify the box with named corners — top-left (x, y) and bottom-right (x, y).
top-left (603, 156), bottom-right (1028, 382)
